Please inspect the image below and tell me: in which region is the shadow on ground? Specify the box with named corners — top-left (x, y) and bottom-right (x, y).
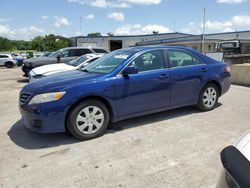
top-left (17, 79), bottom-right (29, 83)
top-left (8, 120), bottom-right (78, 150)
top-left (8, 104), bottom-right (222, 150)
top-left (107, 103), bottom-right (222, 132)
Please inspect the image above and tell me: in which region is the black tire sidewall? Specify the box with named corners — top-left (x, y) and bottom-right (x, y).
top-left (67, 100), bottom-right (109, 140)
top-left (197, 83), bottom-right (219, 111)
top-left (5, 62), bottom-right (14, 68)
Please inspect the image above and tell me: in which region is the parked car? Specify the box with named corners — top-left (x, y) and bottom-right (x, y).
top-left (22, 47), bottom-right (108, 77)
top-left (12, 54), bottom-right (24, 66)
top-left (29, 53), bottom-right (104, 82)
top-left (217, 130), bottom-right (250, 188)
top-left (0, 53), bottom-right (17, 68)
top-left (19, 46), bottom-right (231, 140)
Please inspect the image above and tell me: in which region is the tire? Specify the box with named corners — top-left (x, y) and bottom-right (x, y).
top-left (66, 100), bottom-right (110, 140)
top-left (5, 61), bottom-right (14, 68)
top-left (196, 83), bottom-right (219, 111)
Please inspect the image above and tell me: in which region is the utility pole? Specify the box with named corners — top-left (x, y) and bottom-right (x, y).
top-left (80, 17), bottom-right (83, 37)
top-left (202, 7), bottom-right (206, 53)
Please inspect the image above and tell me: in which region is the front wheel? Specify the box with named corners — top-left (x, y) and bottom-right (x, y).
top-left (196, 83), bottom-right (219, 111)
top-left (5, 61), bottom-right (14, 68)
top-left (66, 100), bottom-right (110, 140)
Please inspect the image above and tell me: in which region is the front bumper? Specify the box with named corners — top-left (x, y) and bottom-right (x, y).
top-left (19, 102), bottom-right (67, 133)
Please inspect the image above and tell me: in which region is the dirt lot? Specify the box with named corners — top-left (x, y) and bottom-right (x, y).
top-left (0, 67), bottom-right (249, 188)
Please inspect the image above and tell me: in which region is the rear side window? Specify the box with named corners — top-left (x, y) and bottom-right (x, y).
top-left (168, 49), bottom-right (205, 68)
top-left (75, 49), bottom-right (92, 56)
top-left (61, 49), bottom-right (92, 57)
top-left (0, 55), bottom-right (9, 58)
top-left (93, 49), bottom-right (107, 53)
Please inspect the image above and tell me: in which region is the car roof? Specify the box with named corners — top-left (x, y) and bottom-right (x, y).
top-left (60, 47), bottom-right (107, 51)
top-left (126, 45), bottom-right (194, 52)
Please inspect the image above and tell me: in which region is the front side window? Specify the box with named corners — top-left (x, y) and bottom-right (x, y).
top-left (129, 50), bottom-right (165, 72)
top-left (168, 49), bottom-right (205, 68)
top-left (66, 55), bottom-right (90, 66)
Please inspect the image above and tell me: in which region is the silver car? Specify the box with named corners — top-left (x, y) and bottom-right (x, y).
top-left (217, 130), bottom-right (250, 188)
top-left (22, 47), bottom-right (108, 77)
top-left (0, 54), bottom-right (17, 68)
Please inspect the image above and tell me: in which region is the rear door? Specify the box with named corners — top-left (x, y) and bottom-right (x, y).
top-left (167, 49), bottom-right (208, 106)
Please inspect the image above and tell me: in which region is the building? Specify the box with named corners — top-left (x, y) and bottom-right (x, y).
top-left (73, 30), bottom-right (250, 53)
top-left (73, 32), bottom-right (191, 51)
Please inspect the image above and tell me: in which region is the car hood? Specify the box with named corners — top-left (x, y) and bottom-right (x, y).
top-left (22, 70), bottom-right (105, 94)
top-left (30, 63), bottom-right (74, 76)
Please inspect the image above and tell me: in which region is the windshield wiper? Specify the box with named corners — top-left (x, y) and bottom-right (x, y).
top-left (80, 69), bottom-right (90, 72)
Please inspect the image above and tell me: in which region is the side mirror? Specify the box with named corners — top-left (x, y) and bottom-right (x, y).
top-left (57, 54), bottom-right (61, 63)
top-left (56, 54), bottom-right (62, 58)
top-left (122, 66), bottom-right (138, 76)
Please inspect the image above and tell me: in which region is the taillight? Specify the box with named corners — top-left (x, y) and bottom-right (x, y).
top-left (225, 65), bottom-right (231, 73)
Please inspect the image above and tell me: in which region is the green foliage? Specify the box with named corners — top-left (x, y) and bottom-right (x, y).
top-left (31, 36), bottom-right (45, 51)
top-left (44, 34), bottom-right (72, 51)
top-left (11, 40), bottom-right (32, 51)
top-left (87, 32), bottom-right (102, 37)
top-left (0, 37), bottom-right (16, 51)
top-left (0, 34), bottom-right (72, 52)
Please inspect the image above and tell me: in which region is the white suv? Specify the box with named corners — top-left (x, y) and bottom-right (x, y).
top-left (0, 54), bottom-right (17, 68)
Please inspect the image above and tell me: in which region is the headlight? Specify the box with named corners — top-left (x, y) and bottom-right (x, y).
top-left (28, 92), bottom-right (66, 105)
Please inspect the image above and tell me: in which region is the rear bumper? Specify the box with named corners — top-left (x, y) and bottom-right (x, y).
top-left (220, 74), bottom-right (231, 96)
top-left (19, 102), bottom-right (66, 133)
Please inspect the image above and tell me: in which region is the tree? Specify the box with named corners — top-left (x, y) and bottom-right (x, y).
top-left (152, 31), bottom-right (159, 35)
top-left (107, 32), bottom-right (114, 36)
top-left (31, 36), bottom-right (45, 51)
top-left (44, 34), bottom-right (72, 52)
top-left (0, 37), bottom-right (16, 51)
top-left (87, 32), bottom-right (102, 37)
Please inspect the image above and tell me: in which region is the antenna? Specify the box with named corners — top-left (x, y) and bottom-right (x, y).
top-left (202, 7), bottom-right (206, 53)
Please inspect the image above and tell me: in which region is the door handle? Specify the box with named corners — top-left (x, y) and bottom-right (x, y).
top-left (159, 74), bottom-right (168, 80)
top-left (201, 67), bottom-right (208, 72)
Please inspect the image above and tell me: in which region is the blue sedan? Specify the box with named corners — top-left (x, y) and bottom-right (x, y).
top-left (19, 46), bottom-right (231, 140)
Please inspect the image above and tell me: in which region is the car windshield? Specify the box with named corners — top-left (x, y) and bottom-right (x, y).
top-left (66, 55), bottom-right (91, 67)
top-left (220, 42), bottom-right (237, 48)
top-left (48, 49), bottom-right (63, 57)
top-left (80, 50), bottom-right (132, 74)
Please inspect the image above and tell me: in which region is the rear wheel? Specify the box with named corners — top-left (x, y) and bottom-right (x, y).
top-left (5, 61), bottom-right (14, 68)
top-left (196, 83), bottom-right (219, 111)
top-left (66, 100), bottom-right (109, 140)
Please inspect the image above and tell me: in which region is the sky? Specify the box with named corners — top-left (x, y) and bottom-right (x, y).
top-left (0, 0), bottom-right (250, 40)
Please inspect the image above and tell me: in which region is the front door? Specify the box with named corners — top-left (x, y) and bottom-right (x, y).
top-left (115, 49), bottom-right (171, 117)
